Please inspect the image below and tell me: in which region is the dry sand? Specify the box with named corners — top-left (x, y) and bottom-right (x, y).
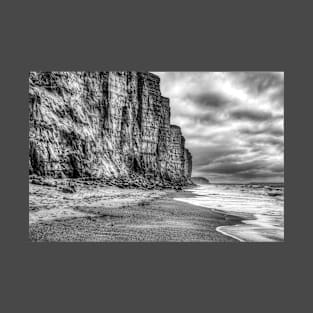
top-left (29, 183), bottom-right (240, 242)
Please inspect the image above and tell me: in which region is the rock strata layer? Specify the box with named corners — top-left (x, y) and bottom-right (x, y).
top-left (29, 71), bottom-right (192, 187)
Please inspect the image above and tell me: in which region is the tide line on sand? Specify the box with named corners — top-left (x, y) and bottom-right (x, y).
top-left (216, 226), bottom-right (245, 242)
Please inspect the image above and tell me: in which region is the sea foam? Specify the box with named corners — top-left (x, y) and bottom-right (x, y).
top-left (174, 183), bottom-right (284, 242)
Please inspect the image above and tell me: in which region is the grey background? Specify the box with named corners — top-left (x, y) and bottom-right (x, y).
top-left (1, 0), bottom-right (311, 312)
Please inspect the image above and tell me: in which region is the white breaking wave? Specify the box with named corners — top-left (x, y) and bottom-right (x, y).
top-left (174, 184), bottom-right (284, 242)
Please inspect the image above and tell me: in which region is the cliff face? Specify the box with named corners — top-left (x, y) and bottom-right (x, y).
top-left (184, 149), bottom-right (192, 179)
top-left (29, 71), bottom-right (192, 185)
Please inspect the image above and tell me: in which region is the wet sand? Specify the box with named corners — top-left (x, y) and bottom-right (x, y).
top-left (29, 183), bottom-right (241, 242)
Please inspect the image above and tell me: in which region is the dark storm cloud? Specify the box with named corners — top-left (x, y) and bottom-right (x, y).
top-left (236, 170), bottom-right (283, 180)
top-left (200, 159), bottom-right (264, 175)
top-left (197, 113), bottom-right (222, 125)
top-left (264, 136), bottom-right (284, 147)
top-left (270, 85), bottom-right (284, 108)
top-left (186, 91), bottom-right (230, 109)
top-left (240, 124), bottom-right (284, 137)
top-left (245, 133), bottom-right (284, 149)
top-left (176, 109), bottom-right (224, 126)
top-left (238, 119), bottom-right (284, 152)
top-left (230, 72), bottom-right (285, 110)
top-left (189, 145), bottom-right (248, 167)
top-left (154, 72), bottom-right (284, 183)
top-left (197, 156), bottom-right (284, 182)
top-left (230, 108), bottom-right (273, 121)
top-left (269, 163), bottom-right (284, 173)
top-left (230, 72), bottom-right (284, 95)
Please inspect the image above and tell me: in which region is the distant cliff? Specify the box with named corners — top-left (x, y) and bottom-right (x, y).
top-left (191, 177), bottom-right (210, 185)
top-left (29, 71), bottom-right (192, 186)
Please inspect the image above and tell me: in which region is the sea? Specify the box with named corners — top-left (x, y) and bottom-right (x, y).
top-left (174, 183), bottom-right (284, 242)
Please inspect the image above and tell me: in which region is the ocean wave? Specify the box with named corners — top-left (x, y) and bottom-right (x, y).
top-left (177, 184), bottom-right (284, 242)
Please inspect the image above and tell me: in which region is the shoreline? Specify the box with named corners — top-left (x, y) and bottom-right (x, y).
top-left (216, 226), bottom-right (245, 242)
top-left (175, 185), bottom-right (284, 242)
top-left (29, 182), bottom-right (241, 242)
top-left (173, 189), bottom-right (246, 241)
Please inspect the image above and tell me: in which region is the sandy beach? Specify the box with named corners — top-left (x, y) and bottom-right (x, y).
top-left (29, 182), bottom-right (240, 242)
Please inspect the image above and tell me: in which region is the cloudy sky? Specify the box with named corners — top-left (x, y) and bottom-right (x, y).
top-left (153, 72), bottom-right (284, 183)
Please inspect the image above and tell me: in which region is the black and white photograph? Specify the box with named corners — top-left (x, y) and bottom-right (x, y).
top-left (5, 0), bottom-right (313, 311)
top-left (29, 71), bottom-right (284, 242)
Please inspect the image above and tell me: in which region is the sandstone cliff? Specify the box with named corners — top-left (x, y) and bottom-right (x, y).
top-left (29, 71), bottom-right (192, 187)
